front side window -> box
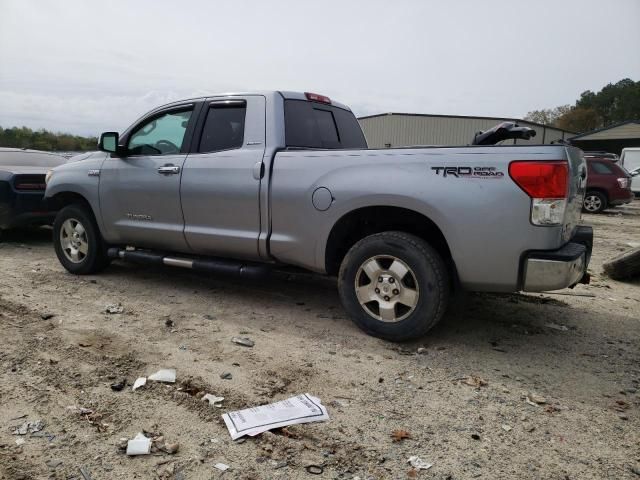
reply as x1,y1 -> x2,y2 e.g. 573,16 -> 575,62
198,104 -> 246,153
128,109 -> 192,155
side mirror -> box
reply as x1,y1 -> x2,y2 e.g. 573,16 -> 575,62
99,132 -> 120,154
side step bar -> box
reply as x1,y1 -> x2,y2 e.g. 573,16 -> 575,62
107,248 -> 271,279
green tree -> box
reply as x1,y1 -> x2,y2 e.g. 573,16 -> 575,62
524,105 -> 572,125
0,126 -> 97,151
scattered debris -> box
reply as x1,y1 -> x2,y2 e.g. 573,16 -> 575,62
40,313 -> 55,320
220,372 -> 233,380
164,317 -> 174,327
545,322 -> 569,331
214,463 -> 230,471
603,246 -> 640,280
79,467 -> 93,480
416,347 -> 427,355
391,429 -> 411,442
162,442 -> 180,454
132,377 -> 147,391
15,438 -> 25,446
222,393 -> 329,440
305,465 -> 324,475
501,424 -> 512,432
105,303 -> 124,314
202,394 -> 225,406
471,433 -> 481,440
463,376 -> 488,388
68,407 -> 108,432
148,369 -> 176,383
126,433 -> 152,456
45,458 -> 63,469
527,393 -> 547,405
408,456 -> 432,470
12,420 -> 44,435
231,336 -> 255,347
110,378 -> 127,391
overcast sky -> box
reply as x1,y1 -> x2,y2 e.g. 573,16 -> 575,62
1,0 -> 639,136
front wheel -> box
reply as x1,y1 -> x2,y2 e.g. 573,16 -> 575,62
338,231 -> 450,342
53,204 -> 110,274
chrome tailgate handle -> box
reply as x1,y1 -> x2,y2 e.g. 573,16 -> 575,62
158,165 -> 180,175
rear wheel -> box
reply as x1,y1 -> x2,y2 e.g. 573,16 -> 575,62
338,231 -> 450,342
583,191 -> 607,213
53,204 -> 110,274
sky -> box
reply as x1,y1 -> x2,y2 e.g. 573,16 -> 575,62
1,0 -> 639,136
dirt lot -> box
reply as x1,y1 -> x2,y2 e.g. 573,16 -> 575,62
1,201 -> 639,480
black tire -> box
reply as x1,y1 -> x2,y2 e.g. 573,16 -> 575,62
583,191 -> 607,214
338,231 -> 450,342
602,247 -> 640,280
53,204 -> 110,275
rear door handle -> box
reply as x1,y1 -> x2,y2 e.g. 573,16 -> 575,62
158,164 -> 180,175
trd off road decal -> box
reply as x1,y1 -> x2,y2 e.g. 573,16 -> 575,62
431,166 -> 504,178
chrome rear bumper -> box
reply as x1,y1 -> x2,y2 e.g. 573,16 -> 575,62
521,226 -> 593,292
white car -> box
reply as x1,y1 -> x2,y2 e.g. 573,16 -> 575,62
620,147 -> 640,195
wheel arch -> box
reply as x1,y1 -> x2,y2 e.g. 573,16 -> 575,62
49,191 -> 93,212
324,205 -> 458,286
585,187 -> 609,202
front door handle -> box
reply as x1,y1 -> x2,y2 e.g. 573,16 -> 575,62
158,164 -> 180,175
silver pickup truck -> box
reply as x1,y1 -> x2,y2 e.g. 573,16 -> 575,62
45,91 -> 593,341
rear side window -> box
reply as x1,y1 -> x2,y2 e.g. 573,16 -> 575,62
284,100 -> 367,149
199,103 -> 246,153
591,161 -> 614,174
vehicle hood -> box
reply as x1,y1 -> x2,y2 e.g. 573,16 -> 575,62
0,165 -> 56,175
52,151 -> 109,173
66,151 -> 104,163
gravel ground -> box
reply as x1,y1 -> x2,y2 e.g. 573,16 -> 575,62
0,200 -> 639,480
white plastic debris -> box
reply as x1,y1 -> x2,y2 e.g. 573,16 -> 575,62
126,433 -> 152,456
12,420 -> 44,435
408,456 -> 432,470
105,304 -> 124,314
231,336 -> 255,347
214,463 -> 230,471
15,438 -> 25,446
148,369 -> 176,383
501,424 -> 512,432
132,377 -> 147,391
545,322 -> 569,331
222,393 -> 329,440
202,394 -> 225,406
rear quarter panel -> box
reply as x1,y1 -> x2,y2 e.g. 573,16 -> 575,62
270,145 -> 571,291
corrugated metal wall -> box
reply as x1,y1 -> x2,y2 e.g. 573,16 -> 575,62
358,114 -> 574,148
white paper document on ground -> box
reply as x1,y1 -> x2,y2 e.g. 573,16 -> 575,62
221,393 -> 329,439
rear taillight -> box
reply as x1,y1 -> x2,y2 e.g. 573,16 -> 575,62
617,177 -> 630,189
509,161 -> 569,226
304,92 -> 331,104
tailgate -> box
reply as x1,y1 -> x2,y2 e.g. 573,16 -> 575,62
563,146 -> 587,242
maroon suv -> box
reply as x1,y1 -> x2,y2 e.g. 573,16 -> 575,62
583,155 -> 634,213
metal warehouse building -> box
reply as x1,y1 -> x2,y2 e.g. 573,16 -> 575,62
567,121 -> 640,155
358,112 -> 575,148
